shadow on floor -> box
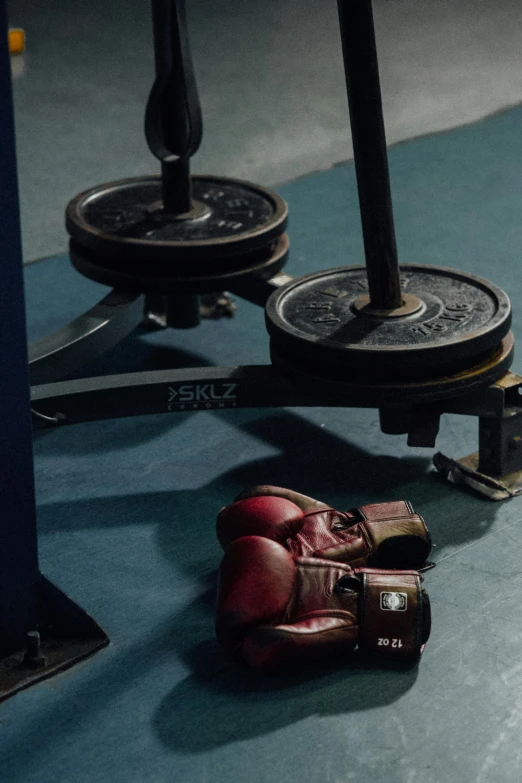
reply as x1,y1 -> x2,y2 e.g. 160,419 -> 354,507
151,579 -> 420,753
36,407 -> 503,558
26,396 -> 502,766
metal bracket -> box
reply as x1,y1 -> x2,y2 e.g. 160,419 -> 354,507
434,372 -> 522,499
0,576 -> 108,703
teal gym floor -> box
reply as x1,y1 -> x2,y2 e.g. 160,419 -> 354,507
9,0 -> 522,263
2,104 -> 522,781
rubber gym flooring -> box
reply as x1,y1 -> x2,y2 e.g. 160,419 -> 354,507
2,104 -> 522,782
10,0 -> 522,263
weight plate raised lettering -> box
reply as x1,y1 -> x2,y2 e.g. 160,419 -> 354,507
266,265 -> 511,378
66,175 -> 287,263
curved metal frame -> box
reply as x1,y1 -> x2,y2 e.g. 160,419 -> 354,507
29,290 -> 144,385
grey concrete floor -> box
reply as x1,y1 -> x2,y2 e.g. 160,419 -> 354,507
8,0 -> 522,262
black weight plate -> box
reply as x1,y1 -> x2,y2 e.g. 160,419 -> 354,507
270,332 -> 514,405
70,234 -> 290,295
66,175 -> 288,263
266,265 -> 511,376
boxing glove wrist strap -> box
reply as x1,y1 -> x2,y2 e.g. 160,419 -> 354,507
353,569 -> 429,659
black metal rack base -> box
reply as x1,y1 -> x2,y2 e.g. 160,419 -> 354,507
29,282 -> 522,503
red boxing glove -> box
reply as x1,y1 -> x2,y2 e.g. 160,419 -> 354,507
217,485 -> 431,570
216,535 -> 431,673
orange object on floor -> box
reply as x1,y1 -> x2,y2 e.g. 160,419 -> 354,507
8,28 -> 25,55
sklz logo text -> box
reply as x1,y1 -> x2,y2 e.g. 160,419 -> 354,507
167,383 -> 238,411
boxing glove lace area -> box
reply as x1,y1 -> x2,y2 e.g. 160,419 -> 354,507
217,486 -> 431,571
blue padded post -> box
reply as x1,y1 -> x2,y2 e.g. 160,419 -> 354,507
0,2 -> 40,653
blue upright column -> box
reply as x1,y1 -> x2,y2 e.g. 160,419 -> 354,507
0,2 -> 40,653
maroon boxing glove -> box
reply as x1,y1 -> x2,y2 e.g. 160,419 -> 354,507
216,535 -> 431,673
217,485 -> 431,570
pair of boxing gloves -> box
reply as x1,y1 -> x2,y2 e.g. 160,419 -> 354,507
215,485 -> 433,674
